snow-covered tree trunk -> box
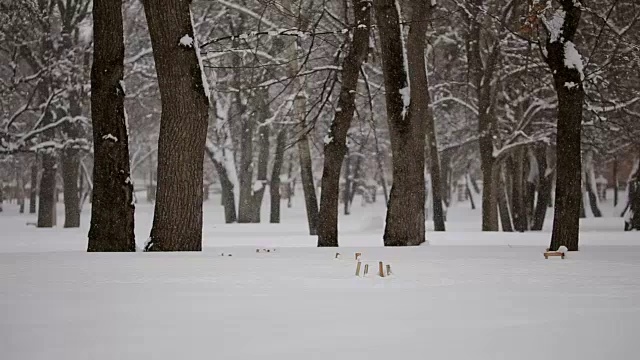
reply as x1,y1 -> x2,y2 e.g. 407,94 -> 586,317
374,0 -> 427,246
143,0 -> 209,251
546,0 -> 584,251
87,0 -> 135,252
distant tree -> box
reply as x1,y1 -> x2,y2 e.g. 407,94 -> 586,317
143,0 -> 209,251
87,0 -> 135,252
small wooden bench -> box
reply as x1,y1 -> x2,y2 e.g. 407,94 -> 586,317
544,251 -> 565,259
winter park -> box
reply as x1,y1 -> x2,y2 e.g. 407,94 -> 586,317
1,0 -> 640,359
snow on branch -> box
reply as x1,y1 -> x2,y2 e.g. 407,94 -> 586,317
256,66 -> 341,88
587,97 -> 640,114
200,27 -> 351,48
432,96 -> 479,116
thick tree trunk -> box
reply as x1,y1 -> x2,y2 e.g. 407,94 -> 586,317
270,130 -> 286,223
61,149 -> 81,228
374,0 -> 427,246
37,153 -> 57,227
480,152 -> 498,230
546,1 -> 583,251
87,0 -> 135,252
143,0 -> 209,251
532,145 -> 552,230
30,160 -> 37,214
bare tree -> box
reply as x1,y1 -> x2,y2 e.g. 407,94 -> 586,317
543,0 -> 584,251
317,0 -> 371,247
143,0 -> 210,251
373,0 -> 426,246
87,0 -> 135,252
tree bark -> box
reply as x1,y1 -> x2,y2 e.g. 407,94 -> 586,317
205,148 -> 237,224
584,152 -> 602,217
374,0 -> 427,246
532,145 -> 552,230
343,152 -> 352,216
624,157 -> 640,231
143,0 -> 209,251
546,1 -> 583,251
280,0 -> 318,235
87,0 -> 135,252
270,130 -> 286,223
249,122 -> 270,223
613,156 -> 619,207
511,149 -> 527,232
467,0 -> 501,231
37,153 -> 57,227
237,101 -> 254,223
497,164 -> 513,232
30,159 -> 37,214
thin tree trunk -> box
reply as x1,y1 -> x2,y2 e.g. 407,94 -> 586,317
532,145 -> 552,230
613,156 -> 619,207
270,130 -> 286,223
497,164 -> 513,232
237,105 -> 254,223
348,153 -> 364,207
286,153 -> 294,208
249,122 -> 270,223
205,147 -> 237,224
87,0 -> 135,252
280,0 -> 318,235
143,0 -> 209,251
343,153 -> 352,216
374,0 -> 427,246
547,1 -> 583,251
30,159 -> 37,214
584,152 -> 602,217
511,149 -> 527,232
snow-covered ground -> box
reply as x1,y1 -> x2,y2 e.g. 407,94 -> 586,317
1,194 -> 639,359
